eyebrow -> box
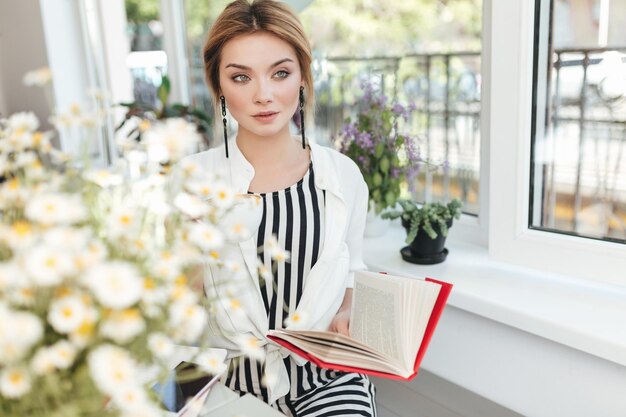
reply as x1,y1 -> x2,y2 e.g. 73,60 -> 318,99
224,58 -> 295,70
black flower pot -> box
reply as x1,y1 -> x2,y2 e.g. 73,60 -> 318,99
400,218 -> 452,264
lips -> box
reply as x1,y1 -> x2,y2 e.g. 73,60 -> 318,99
253,111 -> 279,123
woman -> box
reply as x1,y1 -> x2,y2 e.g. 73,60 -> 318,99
189,1 -> 376,415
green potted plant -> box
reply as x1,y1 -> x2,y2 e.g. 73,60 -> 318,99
335,80 -> 423,236
382,198 -> 463,264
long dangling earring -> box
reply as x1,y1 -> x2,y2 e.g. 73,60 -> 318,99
221,95 -> 229,158
299,86 -> 306,149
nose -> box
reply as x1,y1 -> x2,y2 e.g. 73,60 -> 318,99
253,79 -> 273,104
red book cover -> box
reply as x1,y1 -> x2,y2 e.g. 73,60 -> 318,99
267,275 -> 453,380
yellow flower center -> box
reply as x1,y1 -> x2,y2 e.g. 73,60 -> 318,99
119,215 -> 132,225
7,178 -> 19,190
210,251 -> 220,259
230,299 -> 241,309
185,306 -> 196,317
32,132 -> 43,145
55,287 -> 71,297
70,103 -> 81,115
62,307 -> 74,318
44,257 -> 57,268
9,372 -> 23,384
174,274 -> 187,286
121,308 -> 140,320
138,119 -> 151,132
143,277 -> 155,290
11,221 -> 31,237
77,321 -> 94,337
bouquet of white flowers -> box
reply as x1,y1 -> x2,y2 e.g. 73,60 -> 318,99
0,104 -> 254,416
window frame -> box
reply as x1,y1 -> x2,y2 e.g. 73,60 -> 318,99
483,0 -> 626,287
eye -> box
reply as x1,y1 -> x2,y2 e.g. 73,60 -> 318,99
274,70 -> 290,79
232,74 -> 250,83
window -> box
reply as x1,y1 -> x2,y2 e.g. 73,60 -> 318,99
530,0 -> 626,244
488,0 -> 626,286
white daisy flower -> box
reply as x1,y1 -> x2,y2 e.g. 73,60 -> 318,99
22,67 -> 52,86
74,240 -> 108,271
13,310 -> 44,348
24,244 -> 75,286
284,311 -> 308,329
235,334 -> 265,361
3,220 -> 36,251
264,236 -> 290,263
173,192 -> 210,218
83,262 -> 143,309
31,347 -> 55,375
7,285 -> 36,307
225,220 -> 251,242
143,118 -> 201,163
49,339 -> 78,369
185,177 -> 215,199
0,308 -> 43,365
168,302 -> 207,344
195,349 -> 227,375
43,226 -> 91,251
211,182 -> 235,209
0,262 -> 21,290
100,309 -> 146,344
24,158 -> 46,180
25,192 -> 88,226
106,206 -> 140,239
68,306 -> 99,348
187,222 -> 224,253
0,366 -> 31,398
48,295 -> 88,334
140,277 -> 169,307
147,333 -> 175,360
14,151 -> 37,168
8,111 -> 39,132
0,178 -> 29,207
111,385 -> 151,413
150,251 -> 183,281
179,159 -> 203,179
88,345 -> 138,395
83,169 -> 124,188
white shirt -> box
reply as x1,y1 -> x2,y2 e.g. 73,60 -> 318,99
181,138 -> 369,403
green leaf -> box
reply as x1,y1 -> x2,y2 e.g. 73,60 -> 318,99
157,75 -> 171,107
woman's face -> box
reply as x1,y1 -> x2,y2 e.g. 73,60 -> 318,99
219,31 -> 302,140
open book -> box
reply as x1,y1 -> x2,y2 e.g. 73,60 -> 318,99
267,271 -> 452,380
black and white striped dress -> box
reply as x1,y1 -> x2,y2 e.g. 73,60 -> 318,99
225,160 -> 377,417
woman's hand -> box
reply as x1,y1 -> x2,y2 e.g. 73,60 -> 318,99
328,308 -> 351,336
327,288 -> 353,337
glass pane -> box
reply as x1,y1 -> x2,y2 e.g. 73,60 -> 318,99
125,0 -> 166,106
531,0 -> 626,243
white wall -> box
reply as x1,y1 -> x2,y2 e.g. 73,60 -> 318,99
0,0 -> 50,124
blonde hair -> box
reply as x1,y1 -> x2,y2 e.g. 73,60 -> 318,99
203,0 -> 315,135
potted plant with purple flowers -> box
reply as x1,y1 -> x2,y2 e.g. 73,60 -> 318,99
335,81 -> 423,236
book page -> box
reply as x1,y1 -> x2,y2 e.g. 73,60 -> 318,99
350,274 -> 403,362
268,330 -> 409,377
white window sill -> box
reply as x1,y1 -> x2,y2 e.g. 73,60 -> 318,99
363,222 -> 626,367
